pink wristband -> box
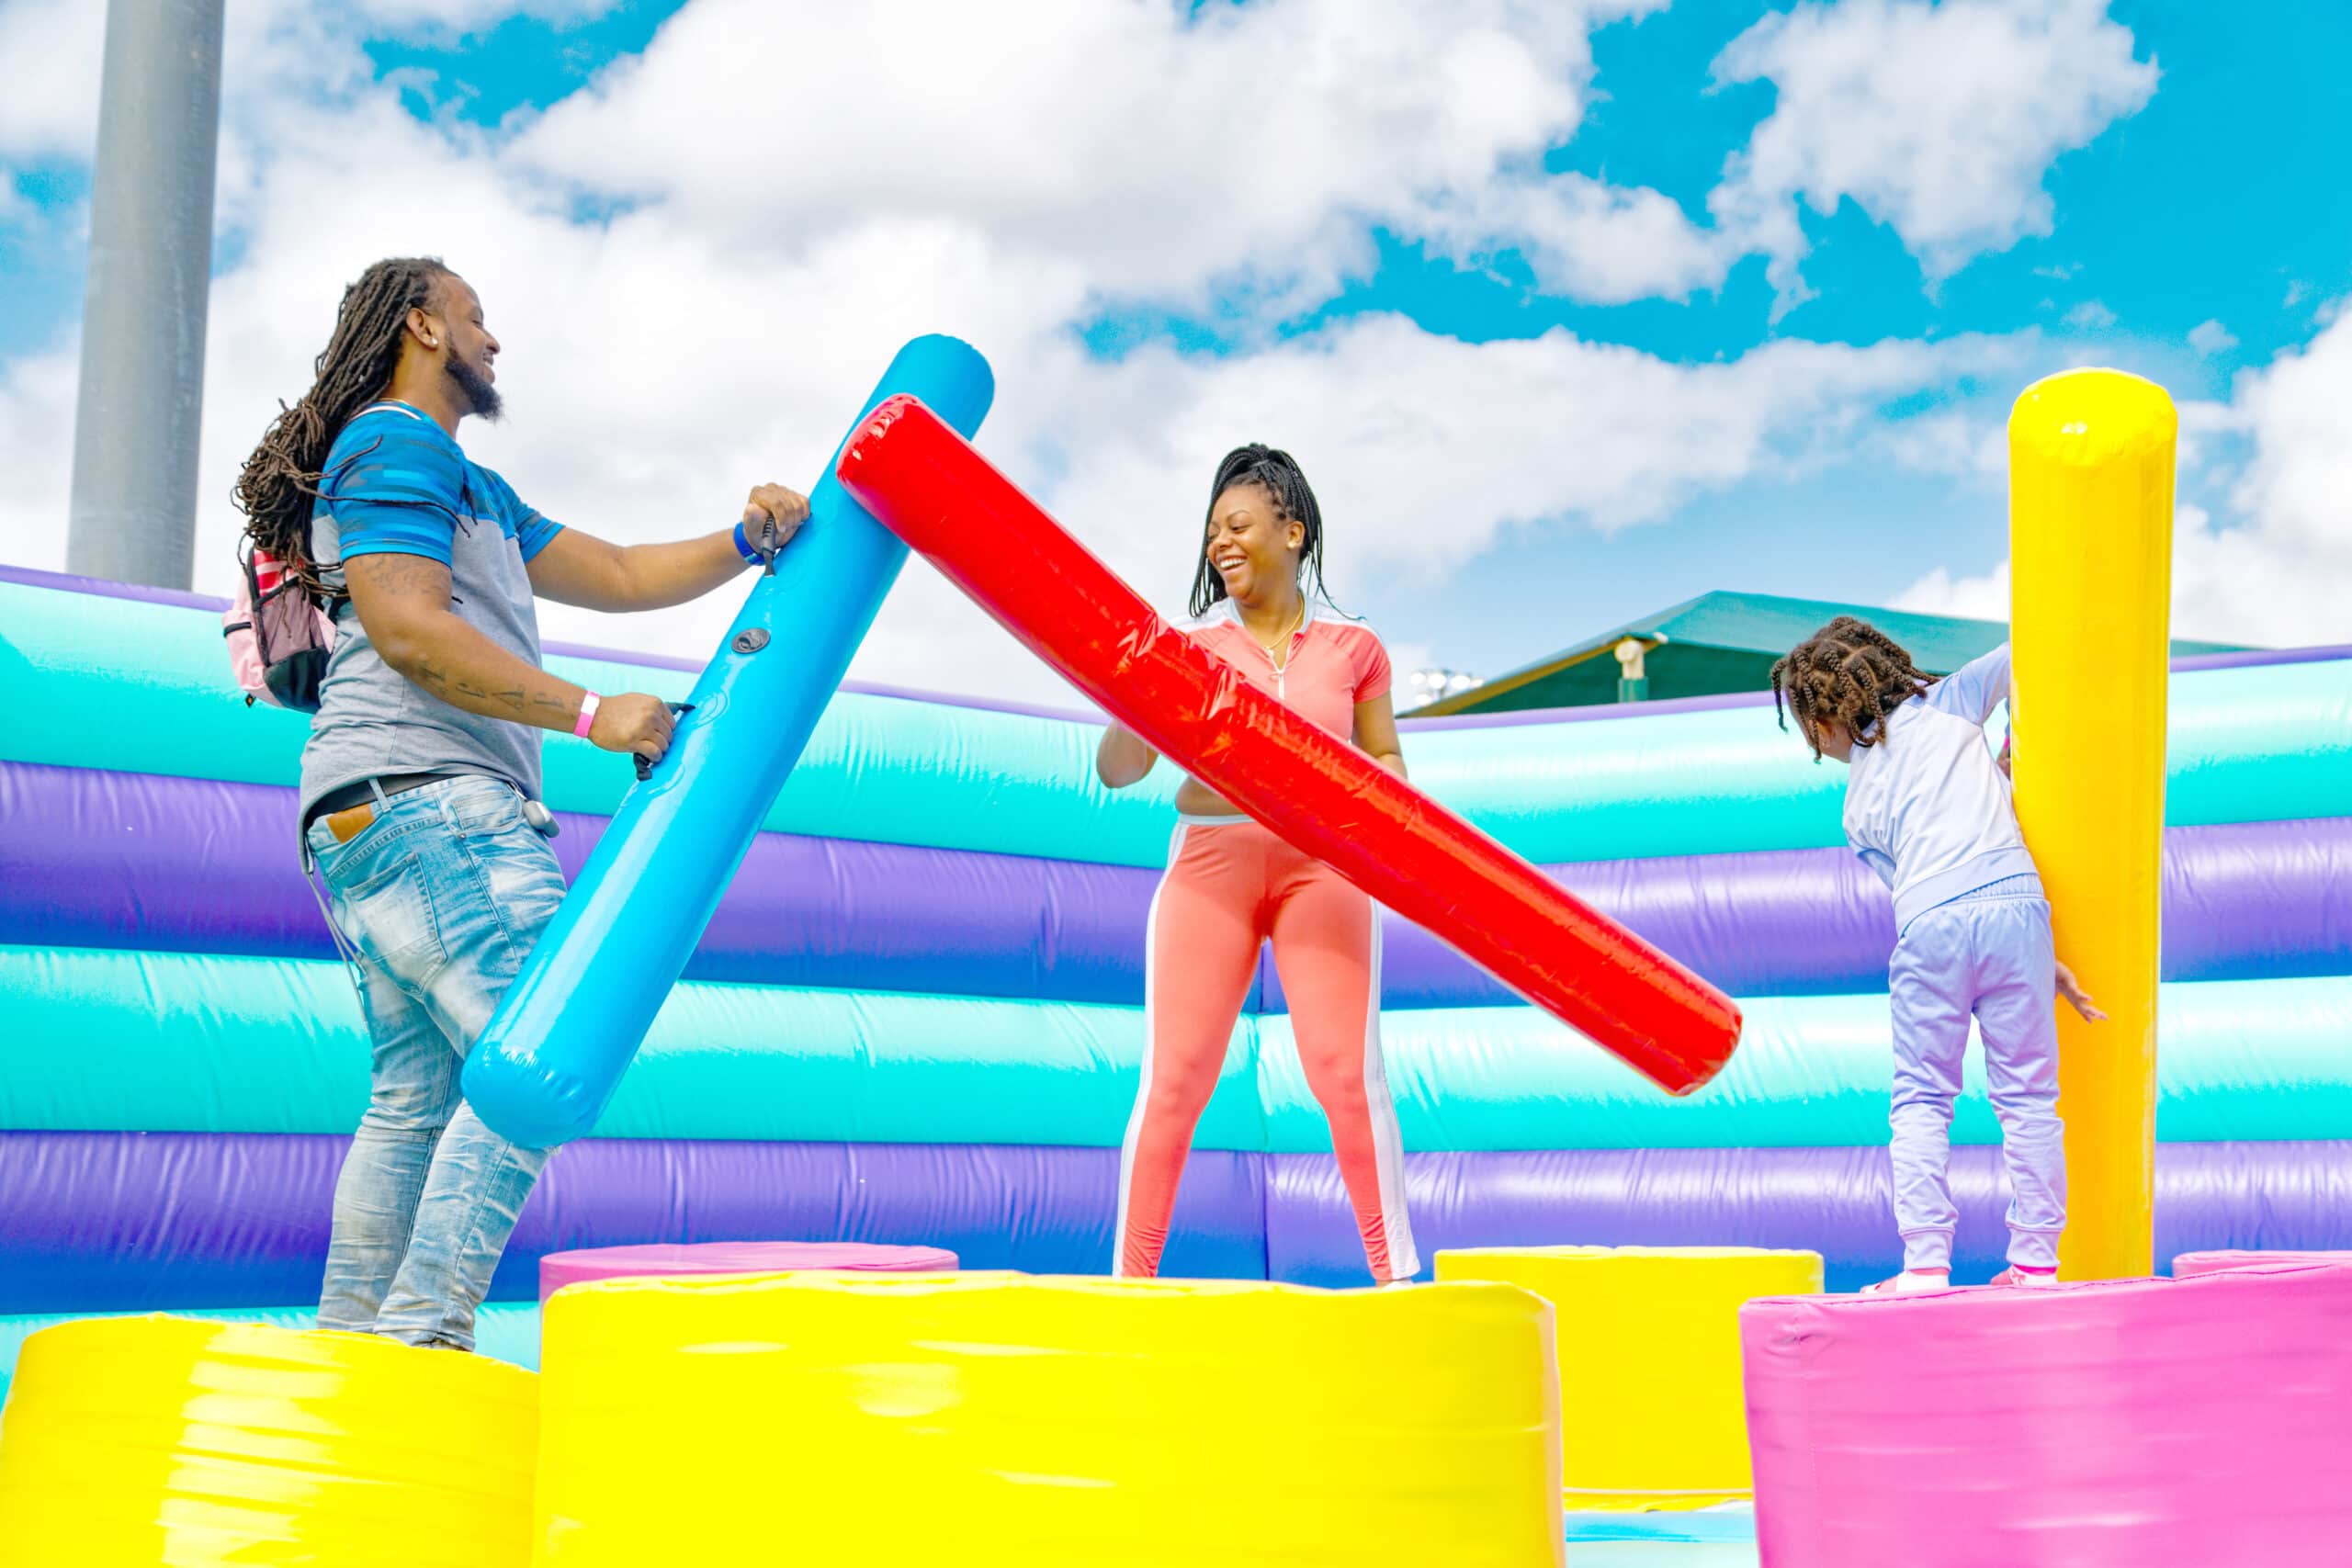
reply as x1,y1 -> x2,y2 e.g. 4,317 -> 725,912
573,692 -> 600,739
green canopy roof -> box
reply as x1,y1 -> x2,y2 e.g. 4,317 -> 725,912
1406,591 -> 2252,716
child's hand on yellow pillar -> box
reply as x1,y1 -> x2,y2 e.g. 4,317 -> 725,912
2056,962 -> 2108,1022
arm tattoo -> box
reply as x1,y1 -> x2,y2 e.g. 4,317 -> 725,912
451,679 -> 524,715
371,554 -> 456,603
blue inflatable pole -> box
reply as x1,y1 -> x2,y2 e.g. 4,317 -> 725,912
463,335 -> 995,1146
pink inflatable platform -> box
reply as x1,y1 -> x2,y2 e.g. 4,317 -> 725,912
1742,1263 -> 2352,1567
2172,1248 -> 2352,1279
537,1240 -> 959,1304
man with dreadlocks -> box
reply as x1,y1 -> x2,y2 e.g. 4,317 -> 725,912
234,256 -> 810,1350
1094,444 -> 1419,1285
1770,615 -> 2104,1294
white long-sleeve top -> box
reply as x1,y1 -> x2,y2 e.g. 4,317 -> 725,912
1842,644 -> 2041,933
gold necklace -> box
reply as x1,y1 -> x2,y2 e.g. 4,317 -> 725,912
1252,597 -> 1307,671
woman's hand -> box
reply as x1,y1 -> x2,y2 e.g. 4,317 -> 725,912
2055,962 -> 2107,1022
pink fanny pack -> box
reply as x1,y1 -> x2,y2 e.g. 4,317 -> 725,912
223,547 -> 339,712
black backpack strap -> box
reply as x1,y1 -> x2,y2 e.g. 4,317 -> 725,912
237,541 -> 277,665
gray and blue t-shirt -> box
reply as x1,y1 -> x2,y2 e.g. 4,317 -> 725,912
298,401 -> 565,821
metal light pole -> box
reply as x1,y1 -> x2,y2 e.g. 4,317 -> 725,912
65,0 -> 225,589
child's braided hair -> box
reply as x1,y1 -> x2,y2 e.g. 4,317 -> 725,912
1769,615 -> 1935,758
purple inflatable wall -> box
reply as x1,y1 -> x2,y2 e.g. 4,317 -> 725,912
8,1129 -> 2349,1301
8,759 -> 2347,1010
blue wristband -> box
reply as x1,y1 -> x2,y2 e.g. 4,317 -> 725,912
732,520 -> 763,565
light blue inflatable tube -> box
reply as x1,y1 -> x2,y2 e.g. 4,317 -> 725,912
5,578 -> 2350,866
462,338 -> 996,1147
0,1303 -> 542,1407
5,946 -> 2343,1149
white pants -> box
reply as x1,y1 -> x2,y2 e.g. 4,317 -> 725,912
1886,875 -> 2067,1272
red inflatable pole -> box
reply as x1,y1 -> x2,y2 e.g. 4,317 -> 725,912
837,397 -> 1742,1094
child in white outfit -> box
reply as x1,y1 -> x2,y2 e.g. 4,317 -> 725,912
1770,617 -> 2104,1293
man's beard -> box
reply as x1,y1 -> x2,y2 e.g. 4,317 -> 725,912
446,353 -> 503,421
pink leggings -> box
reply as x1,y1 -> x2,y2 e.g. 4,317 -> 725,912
1115,818 -> 1419,1283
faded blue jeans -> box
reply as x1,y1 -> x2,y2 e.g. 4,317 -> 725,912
305,774 -> 565,1349
1887,874 -> 2068,1274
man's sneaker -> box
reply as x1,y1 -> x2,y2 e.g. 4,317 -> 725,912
1860,1269 -> 1950,1296
1990,1266 -> 2058,1288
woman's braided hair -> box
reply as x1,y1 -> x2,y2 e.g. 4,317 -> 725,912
1769,615 -> 1934,758
1189,443 -> 1329,617
232,256 -> 451,594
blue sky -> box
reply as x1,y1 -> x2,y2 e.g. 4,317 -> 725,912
1,0 -> 2346,701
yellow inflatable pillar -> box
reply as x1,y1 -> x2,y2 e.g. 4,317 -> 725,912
535,1271 -> 1565,1566
2008,369 -> 2177,1280
0,1316 -> 537,1567
1434,1246 -> 1822,1509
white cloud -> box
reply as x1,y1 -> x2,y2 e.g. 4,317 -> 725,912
349,0 -> 621,28
1869,410 -> 2009,479
0,66 -> 2027,704
2227,306 -> 2352,565
1710,0 -> 2157,307
1898,305 -> 2352,649
2188,319 -> 2239,355
0,0 -> 556,167
1410,173 -> 1732,304
0,0 -> 2120,703
0,0 -> 625,178
1894,558 -> 2009,622
851,321 -> 2023,700
1038,319 -> 2025,597
509,0 -> 1694,313
2064,300 -> 2118,331
0,347 -> 74,548
0,0 -> 105,162
2171,394 -> 2245,475
4,0 -> 2165,347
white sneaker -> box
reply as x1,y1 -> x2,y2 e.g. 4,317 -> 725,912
1990,1266 -> 2058,1288
1860,1269 -> 1950,1295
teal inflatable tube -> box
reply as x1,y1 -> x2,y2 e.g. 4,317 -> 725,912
5,580 -> 2348,867
0,579 -> 1182,864
3,947 -> 2343,1149
0,1303 -> 542,1407
1407,654 -> 2352,862
1263,980 -> 2352,1147
0,946 -> 1261,1146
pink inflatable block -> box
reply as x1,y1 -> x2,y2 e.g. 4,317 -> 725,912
2173,1248 -> 2352,1280
1742,1265 -> 2352,1567
537,1240 -> 958,1304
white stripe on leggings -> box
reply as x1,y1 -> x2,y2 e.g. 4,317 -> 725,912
1114,824 -> 1185,1275
1359,913 -> 1419,1280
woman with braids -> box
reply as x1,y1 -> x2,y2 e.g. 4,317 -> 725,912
237,256 -> 810,1349
1095,445 -> 1419,1284
1770,616 -> 2105,1294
